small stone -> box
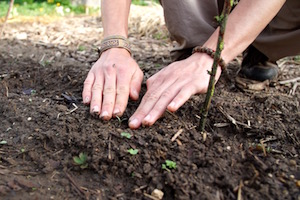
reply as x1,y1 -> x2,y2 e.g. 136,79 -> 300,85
55,51 -> 62,58
289,160 -> 297,166
27,117 -> 32,121
268,173 -> 273,178
151,189 -> 164,200
226,146 -> 231,151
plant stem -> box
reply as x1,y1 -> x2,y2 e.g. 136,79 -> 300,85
199,0 -> 233,132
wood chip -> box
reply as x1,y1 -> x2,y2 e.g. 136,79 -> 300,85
171,129 -> 183,142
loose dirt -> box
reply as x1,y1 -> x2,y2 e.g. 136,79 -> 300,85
0,10 -> 299,200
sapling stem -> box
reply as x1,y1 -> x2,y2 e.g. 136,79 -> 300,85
199,0 -> 233,132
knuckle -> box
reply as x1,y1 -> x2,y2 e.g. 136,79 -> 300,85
161,90 -> 172,98
117,85 -> 129,95
84,78 -> 93,86
144,92 -> 159,102
103,87 -> 115,95
146,77 -> 154,87
92,83 -> 103,91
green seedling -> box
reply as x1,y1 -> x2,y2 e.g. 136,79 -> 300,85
116,116 -> 127,123
73,152 -> 88,169
162,160 -> 176,172
121,132 -> 132,139
20,148 -> 25,153
128,148 -> 139,155
78,45 -> 86,51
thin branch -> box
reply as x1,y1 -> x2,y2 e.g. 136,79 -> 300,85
199,0 -> 233,131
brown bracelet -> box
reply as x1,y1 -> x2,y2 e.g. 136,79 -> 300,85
99,35 -> 131,56
192,46 -> 226,71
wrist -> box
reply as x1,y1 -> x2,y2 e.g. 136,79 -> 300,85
99,35 -> 131,56
192,46 -> 227,71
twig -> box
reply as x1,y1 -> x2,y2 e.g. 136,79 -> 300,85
171,129 -> 183,142
65,171 -> 89,200
278,77 -> 300,84
290,82 -> 299,96
108,135 -> 112,160
0,0 -> 14,39
0,74 -> 9,78
65,103 -> 78,114
4,81 -> 9,97
199,0 -> 233,131
247,151 -> 268,171
217,106 -> 251,129
259,140 -> 267,157
237,180 -> 243,200
132,185 -> 147,193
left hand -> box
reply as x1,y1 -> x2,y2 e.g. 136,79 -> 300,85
128,52 -> 222,129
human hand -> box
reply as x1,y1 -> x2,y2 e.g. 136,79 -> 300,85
82,48 -> 143,120
128,53 -> 222,129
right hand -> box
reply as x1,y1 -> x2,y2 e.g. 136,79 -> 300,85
82,48 -> 144,120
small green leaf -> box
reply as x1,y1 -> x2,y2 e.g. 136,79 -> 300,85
80,163 -> 88,169
0,141 -> 7,145
165,160 -> 177,169
162,164 -> 170,172
73,156 -> 84,165
79,152 -> 87,162
128,148 -> 139,155
121,132 -> 132,139
21,148 -> 25,153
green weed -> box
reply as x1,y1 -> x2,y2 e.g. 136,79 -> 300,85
73,152 -> 88,169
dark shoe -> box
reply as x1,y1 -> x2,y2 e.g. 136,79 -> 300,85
239,61 -> 279,81
239,45 -> 279,81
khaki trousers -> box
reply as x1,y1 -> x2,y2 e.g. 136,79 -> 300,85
160,0 -> 300,62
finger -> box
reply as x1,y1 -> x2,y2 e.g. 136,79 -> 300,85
129,68 -> 144,100
113,72 -> 130,117
128,76 -> 173,129
82,71 -> 95,104
142,84 -> 181,126
167,82 -> 200,112
90,73 -> 104,116
101,65 -> 117,120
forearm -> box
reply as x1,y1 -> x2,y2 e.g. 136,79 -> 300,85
101,0 -> 131,37
204,0 -> 286,63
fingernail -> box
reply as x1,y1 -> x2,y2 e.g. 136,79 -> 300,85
129,118 -> 138,127
144,114 -> 151,122
132,90 -> 139,98
84,96 -> 90,104
100,111 -> 109,118
113,108 -> 120,116
92,105 -> 100,113
168,101 -> 176,109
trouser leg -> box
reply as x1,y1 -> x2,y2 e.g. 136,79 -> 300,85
161,0 -> 300,62
253,0 -> 300,61
160,0 -> 220,61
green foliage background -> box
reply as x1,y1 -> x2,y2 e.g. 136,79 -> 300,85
0,0 -> 160,17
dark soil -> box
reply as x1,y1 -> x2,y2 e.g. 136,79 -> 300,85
0,16 -> 299,200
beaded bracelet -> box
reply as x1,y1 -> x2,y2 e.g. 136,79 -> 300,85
192,46 -> 226,71
99,35 -> 132,56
